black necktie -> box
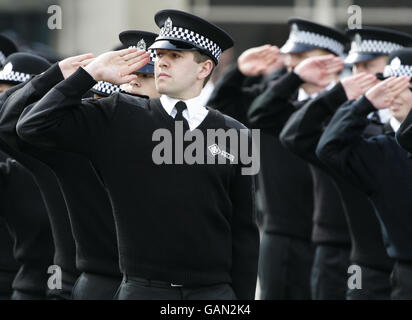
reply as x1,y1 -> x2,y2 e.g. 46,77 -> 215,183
174,101 -> 189,131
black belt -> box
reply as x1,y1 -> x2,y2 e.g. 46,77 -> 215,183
124,275 -> 184,288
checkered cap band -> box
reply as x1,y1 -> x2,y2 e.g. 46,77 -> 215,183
0,69 -> 30,83
0,51 -> 5,66
349,39 -> 404,56
383,64 -> 412,78
285,29 -> 345,56
128,46 -> 157,62
156,26 -> 222,61
92,81 -> 121,95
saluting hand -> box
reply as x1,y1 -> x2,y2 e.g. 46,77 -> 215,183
84,48 -> 151,84
237,44 -> 281,77
365,76 -> 410,109
341,72 -> 378,100
294,54 -> 344,88
59,53 -> 95,79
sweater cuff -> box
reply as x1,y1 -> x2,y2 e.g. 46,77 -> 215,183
323,82 -> 348,113
353,95 -> 377,117
54,67 -> 97,97
231,65 -> 247,83
31,63 -> 64,94
275,71 -> 304,97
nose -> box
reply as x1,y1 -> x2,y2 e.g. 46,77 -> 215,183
157,54 -> 169,69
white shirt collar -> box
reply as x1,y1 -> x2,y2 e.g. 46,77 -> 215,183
160,94 -> 209,131
390,117 -> 401,133
297,81 -> 336,102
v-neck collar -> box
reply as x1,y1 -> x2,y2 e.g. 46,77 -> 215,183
150,98 -> 220,132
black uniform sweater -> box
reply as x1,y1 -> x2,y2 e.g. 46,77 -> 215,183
280,83 -> 392,270
0,64 -> 120,277
16,67 -> 260,300
0,152 -> 54,295
317,96 -> 412,261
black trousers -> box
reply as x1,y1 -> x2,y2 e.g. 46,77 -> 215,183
47,270 -> 78,300
71,272 -> 122,300
11,290 -> 45,300
311,244 -> 351,300
116,275 -> 237,300
391,261 -> 412,300
258,232 -> 314,300
346,264 -> 391,300
0,271 -> 16,300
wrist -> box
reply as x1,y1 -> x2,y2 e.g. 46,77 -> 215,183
84,63 -> 102,82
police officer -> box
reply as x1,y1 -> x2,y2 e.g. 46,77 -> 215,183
0,52 -> 81,299
317,48 -> 412,299
248,18 -> 351,300
0,151 -> 54,299
16,9 -> 259,300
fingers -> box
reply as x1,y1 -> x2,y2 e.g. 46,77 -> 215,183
120,74 -> 138,84
388,76 -> 410,96
314,54 -> 336,64
65,53 -> 94,64
72,58 -> 95,68
118,47 -> 140,57
126,53 -> 150,67
359,76 -> 378,92
122,49 -> 149,62
124,56 -> 151,75
327,63 -> 344,75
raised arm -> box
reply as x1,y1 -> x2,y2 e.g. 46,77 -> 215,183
316,76 -> 410,195
248,55 -> 342,134
208,45 -> 279,124
16,48 -> 150,156
280,72 -> 376,166
0,53 -> 94,151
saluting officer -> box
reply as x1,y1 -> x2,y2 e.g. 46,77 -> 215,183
16,9 -> 259,300
0,53 -> 81,300
248,18 -> 350,300
317,48 -> 412,299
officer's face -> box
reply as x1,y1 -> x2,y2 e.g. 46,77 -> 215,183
390,84 -> 412,122
120,73 -> 160,98
0,83 -> 13,94
154,49 -> 206,99
353,56 -> 388,76
284,49 -> 330,71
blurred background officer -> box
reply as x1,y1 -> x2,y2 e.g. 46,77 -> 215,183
0,52 -> 80,300
0,151 -> 54,300
0,35 -> 18,68
248,18 -> 351,300
317,49 -> 412,299
345,26 -> 412,124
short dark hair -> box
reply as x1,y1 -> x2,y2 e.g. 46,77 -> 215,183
192,51 -> 215,87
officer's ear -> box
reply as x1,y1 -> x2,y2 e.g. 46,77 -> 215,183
192,51 -> 215,87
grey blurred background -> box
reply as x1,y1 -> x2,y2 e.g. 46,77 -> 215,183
1,0 -> 412,61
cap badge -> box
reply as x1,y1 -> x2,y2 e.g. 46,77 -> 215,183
391,57 -> 401,70
351,34 -> 362,52
161,17 -> 173,36
137,39 -> 146,51
290,23 -> 299,40
2,62 -> 13,75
